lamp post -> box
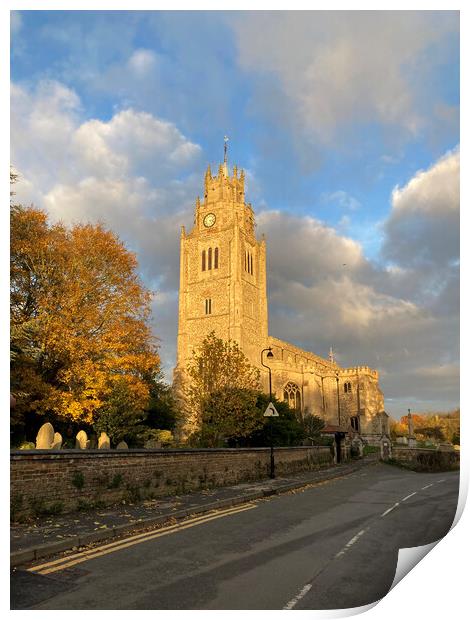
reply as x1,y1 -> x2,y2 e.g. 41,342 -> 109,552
261,347 -> 275,478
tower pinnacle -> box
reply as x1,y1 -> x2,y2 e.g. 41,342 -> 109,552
329,347 -> 336,364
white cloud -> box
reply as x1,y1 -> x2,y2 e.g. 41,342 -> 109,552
391,148 -> 459,216
383,148 -> 459,267
10,11 -> 23,35
11,80 -> 203,363
322,190 -> 361,211
231,11 -> 458,146
127,49 -> 158,76
70,109 -> 201,182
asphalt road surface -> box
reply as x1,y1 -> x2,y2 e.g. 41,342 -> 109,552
11,463 -> 459,610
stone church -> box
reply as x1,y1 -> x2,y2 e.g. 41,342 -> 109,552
174,152 -> 389,446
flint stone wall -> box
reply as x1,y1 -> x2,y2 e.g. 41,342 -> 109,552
10,446 -> 333,521
390,447 -> 460,472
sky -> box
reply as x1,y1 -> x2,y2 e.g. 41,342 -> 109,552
10,10 -> 460,418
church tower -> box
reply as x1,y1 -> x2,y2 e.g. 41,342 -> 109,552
175,146 -> 269,390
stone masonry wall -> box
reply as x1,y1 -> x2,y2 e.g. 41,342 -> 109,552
10,446 -> 333,521
390,447 -> 460,472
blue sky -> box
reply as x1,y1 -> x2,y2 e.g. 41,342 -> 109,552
10,10 -> 460,417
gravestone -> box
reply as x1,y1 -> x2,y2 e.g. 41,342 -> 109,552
98,432 -> 110,449
144,439 -> 161,449
75,430 -> 88,450
116,441 -> 128,450
36,423 -> 55,449
52,432 -> 63,450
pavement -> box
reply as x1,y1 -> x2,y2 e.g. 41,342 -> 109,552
11,456 -> 379,566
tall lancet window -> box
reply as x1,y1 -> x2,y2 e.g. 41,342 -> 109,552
283,382 -> 301,413
208,247 -> 212,270
202,250 -> 206,271
214,247 -> 219,269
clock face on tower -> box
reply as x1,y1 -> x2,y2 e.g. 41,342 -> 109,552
203,213 -> 216,228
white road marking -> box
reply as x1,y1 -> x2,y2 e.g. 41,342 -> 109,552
285,527 -> 370,608
381,502 -> 399,517
283,584 -> 313,610
284,478 -> 447,610
437,479 -> 446,483
335,528 -> 368,558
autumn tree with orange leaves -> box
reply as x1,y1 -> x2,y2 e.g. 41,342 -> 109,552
11,200 -> 159,440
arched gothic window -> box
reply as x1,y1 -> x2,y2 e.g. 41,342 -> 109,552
283,382 -> 301,412
202,250 -> 206,271
344,382 -> 352,393
214,247 -> 219,269
208,247 -> 212,270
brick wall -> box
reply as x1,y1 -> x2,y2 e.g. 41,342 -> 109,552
10,446 -> 333,521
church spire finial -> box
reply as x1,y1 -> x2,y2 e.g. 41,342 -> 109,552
329,346 -> 335,364
224,135 -> 229,164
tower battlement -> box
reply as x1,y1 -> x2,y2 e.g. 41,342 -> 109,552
203,164 -> 245,206
340,366 -> 379,378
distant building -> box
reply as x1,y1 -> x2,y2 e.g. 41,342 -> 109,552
174,152 -> 389,445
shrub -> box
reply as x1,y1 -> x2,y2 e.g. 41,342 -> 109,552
363,445 -> 380,455
18,441 -> 35,450
71,470 -> 85,490
108,473 -> 123,489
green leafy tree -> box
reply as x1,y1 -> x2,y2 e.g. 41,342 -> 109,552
302,414 -> 325,443
201,387 -> 262,447
245,394 -> 305,447
143,371 -> 179,431
416,425 -> 445,443
184,331 -> 261,439
93,378 -> 148,446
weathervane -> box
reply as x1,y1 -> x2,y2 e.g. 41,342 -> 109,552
224,135 -> 229,163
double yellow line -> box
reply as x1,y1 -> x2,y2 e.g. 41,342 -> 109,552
29,503 -> 257,576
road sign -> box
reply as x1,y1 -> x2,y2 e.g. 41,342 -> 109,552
263,402 -> 279,417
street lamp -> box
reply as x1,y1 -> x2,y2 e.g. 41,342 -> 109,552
261,347 -> 275,478
261,347 -> 274,399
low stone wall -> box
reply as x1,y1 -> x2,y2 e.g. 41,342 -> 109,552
390,447 -> 460,472
10,446 -> 333,521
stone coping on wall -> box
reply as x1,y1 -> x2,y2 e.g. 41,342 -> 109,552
392,446 -> 452,452
10,445 -> 329,459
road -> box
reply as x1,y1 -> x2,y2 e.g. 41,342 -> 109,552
11,463 -> 459,610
